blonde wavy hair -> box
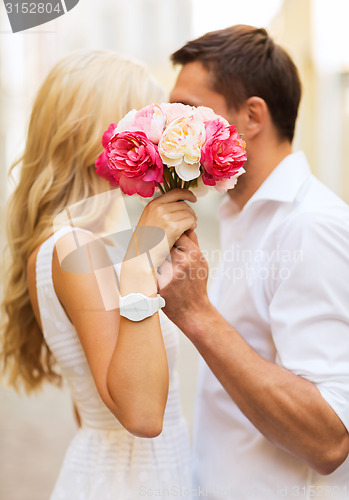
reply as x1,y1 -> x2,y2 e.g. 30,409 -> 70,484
0,49 -> 165,394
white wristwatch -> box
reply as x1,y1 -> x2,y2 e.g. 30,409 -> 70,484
119,292 -> 166,322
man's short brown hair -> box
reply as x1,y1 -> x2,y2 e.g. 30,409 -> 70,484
171,25 -> 301,142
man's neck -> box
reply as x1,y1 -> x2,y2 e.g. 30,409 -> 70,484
228,140 -> 293,210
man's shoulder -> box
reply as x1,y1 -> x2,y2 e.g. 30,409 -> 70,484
284,175 -> 348,230
296,174 -> 348,214
271,176 -> 349,250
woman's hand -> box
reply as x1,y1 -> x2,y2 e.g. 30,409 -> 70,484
134,188 -> 198,269
138,188 -> 197,248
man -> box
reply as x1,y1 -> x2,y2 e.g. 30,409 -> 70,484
160,25 -> 349,499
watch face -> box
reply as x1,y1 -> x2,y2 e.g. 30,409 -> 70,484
122,293 -> 151,321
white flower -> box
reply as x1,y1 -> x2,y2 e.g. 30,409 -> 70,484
158,113 -> 206,181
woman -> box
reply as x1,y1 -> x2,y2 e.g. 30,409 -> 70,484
1,50 -> 196,499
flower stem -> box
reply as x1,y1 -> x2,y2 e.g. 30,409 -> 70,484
162,176 -> 171,192
163,169 -> 174,191
158,184 -> 166,194
168,170 -> 176,189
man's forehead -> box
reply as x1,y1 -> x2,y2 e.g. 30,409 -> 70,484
172,61 -> 211,86
170,62 -> 216,105
169,62 -> 230,120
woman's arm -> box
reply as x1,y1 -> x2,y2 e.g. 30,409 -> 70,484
53,189 -> 197,438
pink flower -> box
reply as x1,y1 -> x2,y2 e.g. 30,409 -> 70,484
95,150 -> 119,186
160,102 -> 194,124
196,106 -> 229,127
102,123 -> 118,147
201,119 -> 247,186
116,104 -> 166,144
214,168 -> 246,193
95,123 -> 119,186
105,130 -> 163,197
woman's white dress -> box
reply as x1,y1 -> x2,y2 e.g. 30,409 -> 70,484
35,226 -> 192,499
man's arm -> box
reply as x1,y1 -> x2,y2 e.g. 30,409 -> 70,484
159,231 -> 349,475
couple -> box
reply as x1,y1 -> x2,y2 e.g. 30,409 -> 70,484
2,25 -> 349,500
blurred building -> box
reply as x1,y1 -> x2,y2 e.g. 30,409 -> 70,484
271,0 -> 349,202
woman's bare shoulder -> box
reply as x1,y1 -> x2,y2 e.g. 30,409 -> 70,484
27,245 -> 44,330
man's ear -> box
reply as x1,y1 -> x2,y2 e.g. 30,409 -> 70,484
243,96 -> 268,140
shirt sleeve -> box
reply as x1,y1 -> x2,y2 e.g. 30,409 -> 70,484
269,211 -> 349,430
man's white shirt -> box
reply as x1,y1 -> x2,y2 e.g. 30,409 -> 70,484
193,151 -> 349,499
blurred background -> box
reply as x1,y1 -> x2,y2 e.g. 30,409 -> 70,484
0,0 -> 349,498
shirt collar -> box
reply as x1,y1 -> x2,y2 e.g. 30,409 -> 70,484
218,151 -> 312,220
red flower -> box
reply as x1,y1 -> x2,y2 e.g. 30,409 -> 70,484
201,119 -> 247,186
102,123 -> 118,147
100,130 -> 163,197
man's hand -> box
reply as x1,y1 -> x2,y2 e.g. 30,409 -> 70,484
157,230 -> 212,330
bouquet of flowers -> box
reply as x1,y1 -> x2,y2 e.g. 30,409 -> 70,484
95,103 -> 247,197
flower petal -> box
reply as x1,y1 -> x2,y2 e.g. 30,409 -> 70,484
214,167 -> 246,193
102,123 -> 118,148
116,109 -> 137,133
175,160 -> 201,181
190,176 -> 210,197
95,151 -> 119,186
160,154 -> 183,166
